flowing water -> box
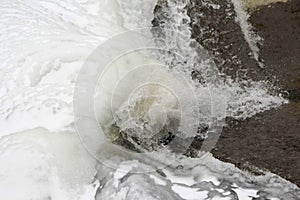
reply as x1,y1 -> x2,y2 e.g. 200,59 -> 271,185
0,0 -> 299,199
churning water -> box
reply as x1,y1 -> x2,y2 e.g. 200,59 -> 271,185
0,0 -> 298,199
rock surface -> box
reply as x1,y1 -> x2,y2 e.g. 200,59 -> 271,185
154,0 -> 300,186
209,0 -> 300,186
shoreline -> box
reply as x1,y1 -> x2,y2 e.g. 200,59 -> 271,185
179,0 -> 300,186
213,0 -> 300,186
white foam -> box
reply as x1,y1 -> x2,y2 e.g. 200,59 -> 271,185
0,128 -> 97,200
0,0 -> 156,199
94,152 -> 300,199
231,0 -> 264,68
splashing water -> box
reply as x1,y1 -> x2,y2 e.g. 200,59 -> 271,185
0,0 -> 297,199
231,0 -> 265,68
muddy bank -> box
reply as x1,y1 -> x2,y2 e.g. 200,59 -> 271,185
210,1 -> 300,186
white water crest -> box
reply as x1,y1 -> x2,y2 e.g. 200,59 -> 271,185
231,0 -> 265,68
0,0 -> 297,200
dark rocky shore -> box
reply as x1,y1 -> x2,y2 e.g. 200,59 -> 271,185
213,0 -> 300,186
153,0 -> 300,186
214,0 -> 300,186
186,0 -> 300,186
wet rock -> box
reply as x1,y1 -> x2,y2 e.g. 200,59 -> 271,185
152,0 -> 300,186
154,0 -> 300,186
291,0 -> 300,13
187,0 -> 265,81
